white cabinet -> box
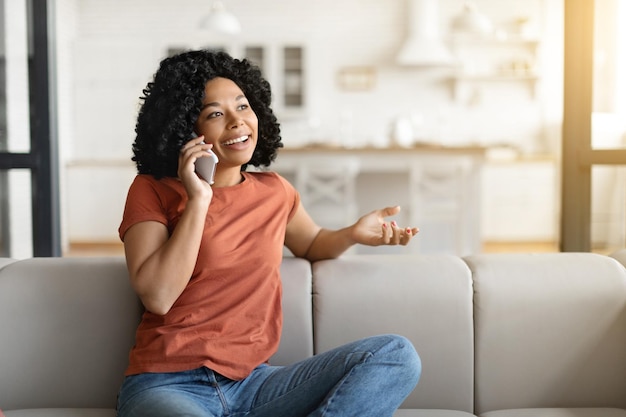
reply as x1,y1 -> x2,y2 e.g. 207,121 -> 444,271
239,44 -> 306,117
481,158 -> 558,242
166,43 -> 307,118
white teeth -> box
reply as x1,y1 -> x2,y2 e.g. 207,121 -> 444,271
223,136 -> 249,146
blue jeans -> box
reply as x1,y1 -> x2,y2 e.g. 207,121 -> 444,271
116,334 -> 421,417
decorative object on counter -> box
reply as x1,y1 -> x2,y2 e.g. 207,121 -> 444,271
484,144 -> 521,161
390,116 -> 415,148
396,0 -> 455,67
199,1 -> 241,35
450,0 -> 493,36
411,112 -> 426,143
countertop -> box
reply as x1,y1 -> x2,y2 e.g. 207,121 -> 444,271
278,144 -> 557,163
278,143 -> 488,155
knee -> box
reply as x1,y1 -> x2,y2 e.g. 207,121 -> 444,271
380,334 -> 422,385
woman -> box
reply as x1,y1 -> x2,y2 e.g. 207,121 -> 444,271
116,49 -> 421,417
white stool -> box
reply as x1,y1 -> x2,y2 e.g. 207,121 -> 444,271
409,158 -> 481,255
295,156 -> 360,232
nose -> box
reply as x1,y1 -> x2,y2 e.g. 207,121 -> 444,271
228,115 -> 244,129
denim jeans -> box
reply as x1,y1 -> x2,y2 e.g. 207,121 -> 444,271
116,334 -> 421,417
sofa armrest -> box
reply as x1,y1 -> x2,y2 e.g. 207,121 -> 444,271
610,249 -> 626,268
466,253 -> 626,414
0,257 -> 142,410
0,257 -> 16,269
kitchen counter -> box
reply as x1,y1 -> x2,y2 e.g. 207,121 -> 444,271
63,145 -> 489,255
278,143 -> 487,153
273,144 -> 486,173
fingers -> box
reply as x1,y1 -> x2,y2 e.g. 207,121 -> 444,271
181,135 -> 210,155
180,136 -> 214,166
381,221 -> 418,246
177,136 -> 215,183
381,222 -> 393,243
380,205 -> 401,218
379,206 -> 415,245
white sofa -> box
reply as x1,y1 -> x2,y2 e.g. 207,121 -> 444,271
1,251 -> 626,417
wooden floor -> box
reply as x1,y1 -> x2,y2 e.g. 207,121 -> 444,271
64,241 -> 563,257
481,241 -> 559,253
65,242 -> 125,257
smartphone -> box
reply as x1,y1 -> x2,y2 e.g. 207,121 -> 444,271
191,133 -> 219,184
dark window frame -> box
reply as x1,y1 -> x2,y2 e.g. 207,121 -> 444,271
0,0 -> 60,257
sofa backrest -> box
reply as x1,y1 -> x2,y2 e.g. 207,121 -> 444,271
0,258 -> 16,269
611,248 -> 626,268
311,254 -> 475,412
0,256 -> 314,411
271,256 -> 314,365
466,253 -> 626,414
0,257 -> 142,410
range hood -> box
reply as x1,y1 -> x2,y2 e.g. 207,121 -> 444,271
397,0 -> 455,67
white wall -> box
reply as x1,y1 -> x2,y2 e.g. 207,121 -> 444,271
56,0 -> 564,246
4,0 -> 33,258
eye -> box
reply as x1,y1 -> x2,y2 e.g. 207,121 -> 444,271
207,111 -> 223,119
237,103 -> 249,111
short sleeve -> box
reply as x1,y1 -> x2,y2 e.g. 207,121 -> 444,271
275,173 -> 300,222
118,175 -> 169,241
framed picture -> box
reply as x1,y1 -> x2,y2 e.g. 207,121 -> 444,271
337,67 -> 376,91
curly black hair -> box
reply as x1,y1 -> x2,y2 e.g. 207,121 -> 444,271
132,49 -> 282,178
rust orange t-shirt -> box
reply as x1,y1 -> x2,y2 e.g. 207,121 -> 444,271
118,171 -> 300,380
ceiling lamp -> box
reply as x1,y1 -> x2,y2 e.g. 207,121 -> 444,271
451,1 -> 493,35
199,1 -> 241,35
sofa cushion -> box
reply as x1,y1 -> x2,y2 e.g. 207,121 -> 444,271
479,408 -> 626,417
3,409 -> 115,417
270,256 -> 314,365
312,254 -> 474,412
466,253 -> 626,415
0,257 -> 142,410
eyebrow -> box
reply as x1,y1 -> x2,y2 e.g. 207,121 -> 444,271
200,94 -> 246,111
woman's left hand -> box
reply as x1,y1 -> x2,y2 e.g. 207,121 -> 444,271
351,206 -> 419,247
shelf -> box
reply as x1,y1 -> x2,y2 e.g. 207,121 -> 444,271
447,33 -> 541,102
449,73 -> 540,101
448,34 -> 540,48
451,73 -> 539,82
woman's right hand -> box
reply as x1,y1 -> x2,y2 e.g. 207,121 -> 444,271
124,136 -> 215,315
177,135 -> 214,202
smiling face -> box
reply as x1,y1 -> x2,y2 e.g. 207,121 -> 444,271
194,77 -> 258,172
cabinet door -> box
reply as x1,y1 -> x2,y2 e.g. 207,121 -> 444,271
241,44 -> 306,116
283,46 -> 304,108
481,161 -> 558,241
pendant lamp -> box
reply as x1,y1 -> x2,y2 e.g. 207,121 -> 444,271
199,1 -> 241,35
